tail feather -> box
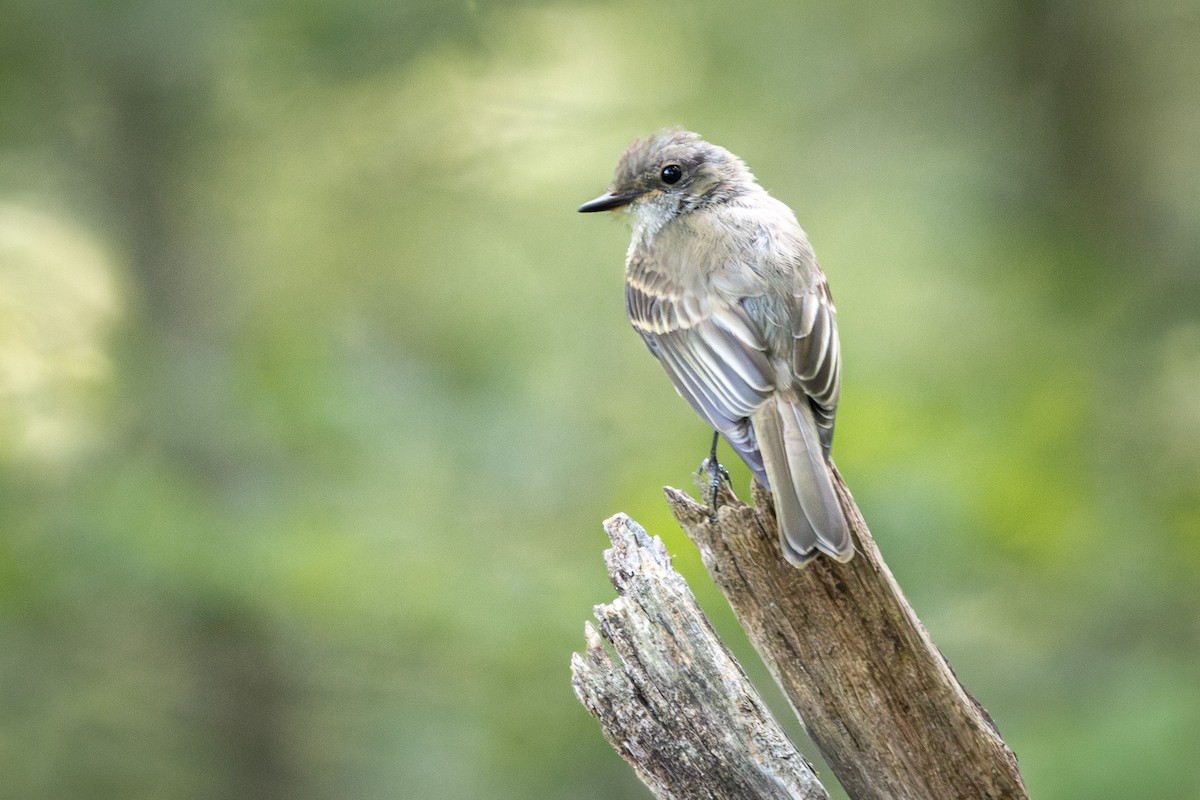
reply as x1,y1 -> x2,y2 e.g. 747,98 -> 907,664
752,395 -> 853,565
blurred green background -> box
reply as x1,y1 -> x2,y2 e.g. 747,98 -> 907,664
2,1 -> 1198,798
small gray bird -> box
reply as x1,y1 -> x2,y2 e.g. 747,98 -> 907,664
579,130 -> 852,565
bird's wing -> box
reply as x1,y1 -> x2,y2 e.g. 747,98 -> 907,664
790,280 -> 841,455
625,257 -> 774,480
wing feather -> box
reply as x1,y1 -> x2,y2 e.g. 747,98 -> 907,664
704,318 -> 774,393
654,333 -> 738,427
791,283 -> 841,452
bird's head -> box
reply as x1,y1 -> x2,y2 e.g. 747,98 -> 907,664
578,130 -> 755,225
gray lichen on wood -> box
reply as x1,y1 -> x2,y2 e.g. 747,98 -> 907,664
570,513 -> 831,800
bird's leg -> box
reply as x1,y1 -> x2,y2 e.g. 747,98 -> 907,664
698,430 -> 732,520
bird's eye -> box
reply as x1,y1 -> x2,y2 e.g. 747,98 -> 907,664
660,164 -> 682,185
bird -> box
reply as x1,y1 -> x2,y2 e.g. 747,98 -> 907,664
578,130 -> 853,566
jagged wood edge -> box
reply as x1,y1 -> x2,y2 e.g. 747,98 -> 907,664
570,513 -> 831,800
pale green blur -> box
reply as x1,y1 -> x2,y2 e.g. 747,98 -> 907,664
1,1 -> 1198,798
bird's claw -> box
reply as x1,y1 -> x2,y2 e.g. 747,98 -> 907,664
699,456 -> 732,522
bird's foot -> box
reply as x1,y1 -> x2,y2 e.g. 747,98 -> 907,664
699,457 -> 733,520
699,431 -> 732,522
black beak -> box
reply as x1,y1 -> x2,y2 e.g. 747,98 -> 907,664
578,191 -> 638,213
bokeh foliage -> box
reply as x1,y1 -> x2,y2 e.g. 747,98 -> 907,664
1,1 -> 1198,798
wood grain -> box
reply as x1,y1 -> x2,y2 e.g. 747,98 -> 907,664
663,470 -> 1028,800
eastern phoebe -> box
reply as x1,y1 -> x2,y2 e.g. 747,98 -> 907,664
579,130 -> 852,566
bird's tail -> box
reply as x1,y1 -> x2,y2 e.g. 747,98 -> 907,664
752,394 -> 853,565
